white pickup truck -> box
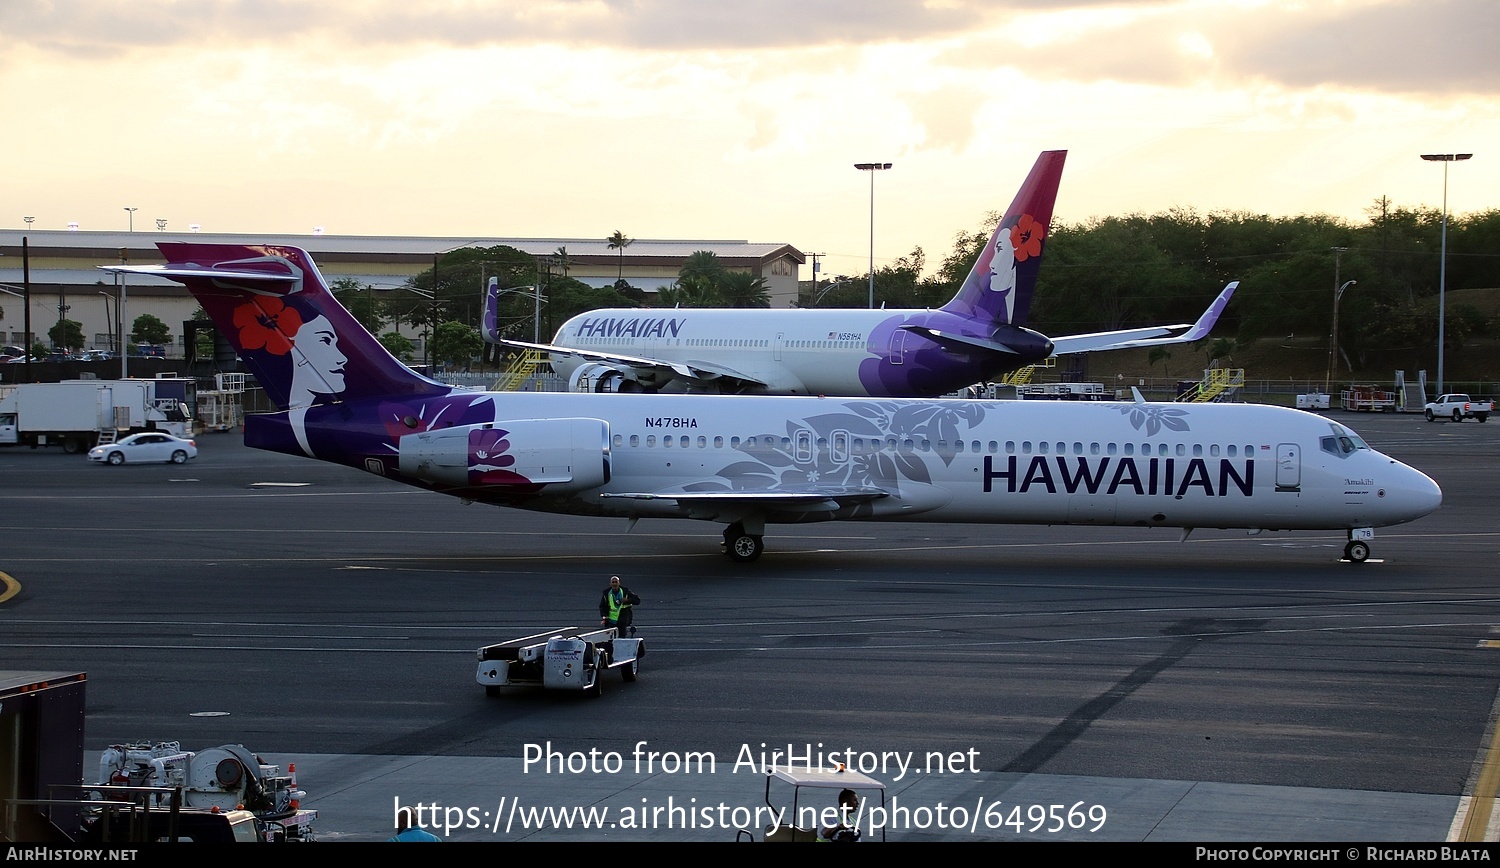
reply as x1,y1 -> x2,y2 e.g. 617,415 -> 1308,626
1424,393 -> 1492,423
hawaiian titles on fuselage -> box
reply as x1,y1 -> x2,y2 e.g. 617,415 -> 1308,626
574,316 -> 685,339
983,454 -> 1255,498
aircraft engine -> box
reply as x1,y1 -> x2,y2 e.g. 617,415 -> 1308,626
570,363 -> 631,393
398,418 -> 610,492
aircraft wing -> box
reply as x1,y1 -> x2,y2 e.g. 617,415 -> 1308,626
600,485 -> 889,515
500,339 -> 771,389
1048,281 -> 1238,355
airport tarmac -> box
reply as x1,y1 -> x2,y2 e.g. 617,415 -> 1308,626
4,409 -> 1500,843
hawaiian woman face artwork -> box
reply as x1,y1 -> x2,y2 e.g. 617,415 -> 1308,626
986,222 -> 1020,324
986,212 -> 1046,323
232,295 -> 347,407
290,314 -> 347,401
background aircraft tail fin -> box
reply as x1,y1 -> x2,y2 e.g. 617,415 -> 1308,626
121,243 -> 449,411
940,150 -> 1066,328
481,278 -> 504,344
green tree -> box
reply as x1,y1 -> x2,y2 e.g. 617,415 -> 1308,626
679,250 -> 724,285
331,277 -> 384,334
131,313 -> 172,346
379,331 -> 415,363
402,245 -> 539,350
719,271 -> 771,309
1148,346 -> 1172,377
432,320 -> 482,369
49,319 -> 86,352
1207,337 -> 1237,366
189,306 -> 215,360
918,217 -> 996,305
655,279 -> 721,308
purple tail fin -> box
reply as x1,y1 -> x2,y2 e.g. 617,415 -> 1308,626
940,150 -> 1066,327
481,278 -> 503,344
139,243 -> 449,411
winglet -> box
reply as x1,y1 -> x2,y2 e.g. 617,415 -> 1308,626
1175,281 -> 1238,342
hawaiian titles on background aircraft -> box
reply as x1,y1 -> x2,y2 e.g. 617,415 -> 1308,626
573,316 -> 687,339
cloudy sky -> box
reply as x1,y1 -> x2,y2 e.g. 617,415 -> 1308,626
4,0 -> 1496,280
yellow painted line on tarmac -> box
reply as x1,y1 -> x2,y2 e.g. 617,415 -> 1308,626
1455,723 -> 1500,841
0,571 -> 19,604
1453,639 -> 1500,841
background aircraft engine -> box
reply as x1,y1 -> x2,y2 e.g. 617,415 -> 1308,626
398,418 -> 610,492
570,362 -> 637,393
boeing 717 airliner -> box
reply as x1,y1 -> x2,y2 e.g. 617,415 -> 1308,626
488,150 -> 1237,397
107,243 -> 1439,563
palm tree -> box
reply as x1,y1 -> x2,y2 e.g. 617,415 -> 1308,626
719,271 -> 771,309
679,250 -> 724,285
606,230 -> 633,282
656,279 -> 721,309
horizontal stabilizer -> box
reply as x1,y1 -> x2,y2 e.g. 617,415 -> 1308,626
899,324 -> 1054,357
106,260 -> 304,292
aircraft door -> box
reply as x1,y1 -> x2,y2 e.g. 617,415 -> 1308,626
794,429 -> 813,464
830,430 -> 849,464
774,332 -> 784,362
889,329 -> 907,365
1275,443 -> 1301,492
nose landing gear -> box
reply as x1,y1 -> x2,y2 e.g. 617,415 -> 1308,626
1343,528 -> 1374,563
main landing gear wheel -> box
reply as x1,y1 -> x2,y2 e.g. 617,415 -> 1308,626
1344,540 -> 1371,563
723,524 -> 764,562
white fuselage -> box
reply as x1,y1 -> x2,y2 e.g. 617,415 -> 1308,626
552,308 -> 903,394
393,392 -> 1441,534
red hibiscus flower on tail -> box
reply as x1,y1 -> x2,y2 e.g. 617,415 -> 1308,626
1009,213 -> 1045,262
233,298 -> 303,355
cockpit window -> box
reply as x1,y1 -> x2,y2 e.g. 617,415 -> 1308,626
1320,424 -> 1369,457
1329,424 -> 1368,450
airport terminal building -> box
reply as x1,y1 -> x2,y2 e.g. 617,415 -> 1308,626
0,230 -> 805,360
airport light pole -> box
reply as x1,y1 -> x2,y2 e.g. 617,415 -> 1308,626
1325,279 -> 1356,394
854,162 -> 892,309
1420,153 -> 1471,395
810,278 -> 855,308
118,248 -> 128,378
124,207 -> 137,232
99,291 -> 115,355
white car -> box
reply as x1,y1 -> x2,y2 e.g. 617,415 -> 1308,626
88,432 -> 199,465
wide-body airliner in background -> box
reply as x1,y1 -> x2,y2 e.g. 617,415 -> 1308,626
109,244 -> 1438,563
487,150 -> 1237,397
